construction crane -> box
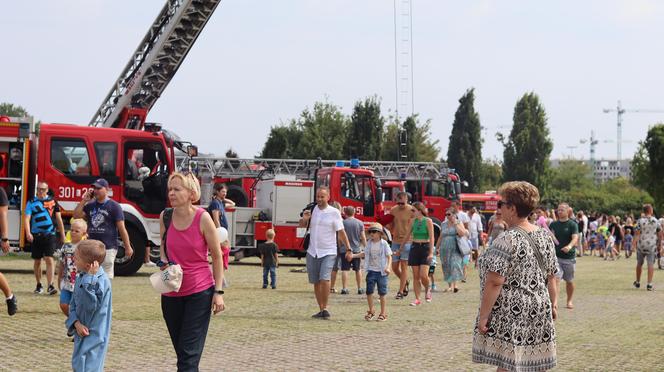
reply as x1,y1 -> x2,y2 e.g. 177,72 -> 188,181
89,0 -> 221,129
579,130 -> 612,166
602,100 -> 664,161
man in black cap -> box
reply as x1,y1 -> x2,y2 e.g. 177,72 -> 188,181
74,178 -> 133,278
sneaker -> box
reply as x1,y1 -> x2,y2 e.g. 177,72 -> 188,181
409,299 -> 421,306
144,261 -> 157,267
34,283 -> 43,294
431,283 -> 437,291
340,288 -> 349,295
357,288 -> 365,295
633,281 -> 640,289
647,284 -> 654,291
320,309 -> 331,319
6,295 -> 17,316
47,284 -> 58,296
425,288 -> 432,303
262,285 -> 267,289
271,286 -> 276,289
311,311 -> 324,318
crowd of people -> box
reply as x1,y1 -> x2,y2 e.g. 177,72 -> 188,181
1,172 -> 662,371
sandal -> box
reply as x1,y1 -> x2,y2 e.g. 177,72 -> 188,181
376,313 -> 387,322
330,288 -> 337,294
403,280 -> 410,297
365,311 -> 375,321
395,292 -> 403,300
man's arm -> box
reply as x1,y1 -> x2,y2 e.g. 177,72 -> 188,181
55,212 -> 66,242
73,192 -> 92,219
116,220 -> 133,258
23,213 -> 33,243
0,205 -> 9,252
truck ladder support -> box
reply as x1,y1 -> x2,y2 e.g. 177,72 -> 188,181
89,0 -> 221,129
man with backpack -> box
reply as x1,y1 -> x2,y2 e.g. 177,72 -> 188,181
24,182 -> 66,295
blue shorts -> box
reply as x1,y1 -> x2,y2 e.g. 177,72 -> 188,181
365,270 -> 388,296
391,242 -> 411,261
60,289 -> 73,305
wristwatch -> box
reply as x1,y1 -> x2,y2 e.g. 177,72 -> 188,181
1,238 -> 8,242
214,290 -> 224,295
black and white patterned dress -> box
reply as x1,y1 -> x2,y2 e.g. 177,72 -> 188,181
472,228 -> 558,372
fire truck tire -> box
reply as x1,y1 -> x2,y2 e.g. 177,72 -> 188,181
114,225 -> 147,276
226,185 -> 248,207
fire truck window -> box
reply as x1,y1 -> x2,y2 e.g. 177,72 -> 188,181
341,175 -> 360,201
94,142 -> 117,177
51,139 -> 90,175
425,181 -> 448,198
123,141 -> 168,215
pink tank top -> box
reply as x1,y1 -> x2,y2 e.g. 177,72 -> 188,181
163,208 -> 214,297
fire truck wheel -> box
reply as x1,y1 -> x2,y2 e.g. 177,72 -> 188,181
226,185 -> 248,207
114,225 -> 147,276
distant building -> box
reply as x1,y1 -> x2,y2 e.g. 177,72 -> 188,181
550,158 -> 631,183
592,159 -> 631,183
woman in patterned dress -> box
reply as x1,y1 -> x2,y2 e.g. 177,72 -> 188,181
436,208 -> 467,293
472,181 -> 559,372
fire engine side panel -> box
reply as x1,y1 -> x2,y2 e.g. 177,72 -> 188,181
254,180 -> 275,220
273,181 -> 314,224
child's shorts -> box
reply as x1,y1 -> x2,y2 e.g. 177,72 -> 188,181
463,254 -> 470,265
624,243 -> 632,251
60,289 -> 73,305
428,264 -> 436,274
365,270 -> 388,296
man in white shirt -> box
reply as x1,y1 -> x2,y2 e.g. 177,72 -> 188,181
300,186 -> 351,319
452,201 -> 470,229
468,208 -> 483,265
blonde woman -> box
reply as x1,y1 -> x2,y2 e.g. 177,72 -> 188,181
159,172 -> 225,371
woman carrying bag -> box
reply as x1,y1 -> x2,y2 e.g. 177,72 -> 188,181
472,181 -> 558,372
158,172 -> 225,372
436,208 -> 467,293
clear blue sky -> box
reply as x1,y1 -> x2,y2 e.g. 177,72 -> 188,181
2,0 -> 664,162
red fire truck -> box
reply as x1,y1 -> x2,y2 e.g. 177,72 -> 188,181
185,157 -> 461,259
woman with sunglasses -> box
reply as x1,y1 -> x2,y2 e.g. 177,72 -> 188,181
472,181 -> 559,372
487,210 -> 508,247
436,207 -> 467,293
403,202 -> 435,305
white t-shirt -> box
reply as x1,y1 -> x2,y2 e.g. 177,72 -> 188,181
469,213 -> 483,238
457,211 -> 470,226
307,205 -> 344,258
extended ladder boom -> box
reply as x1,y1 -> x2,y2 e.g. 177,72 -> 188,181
177,156 -> 455,181
89,0 -> 221,129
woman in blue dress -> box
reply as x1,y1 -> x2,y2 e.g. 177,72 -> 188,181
437,207 -> 467,293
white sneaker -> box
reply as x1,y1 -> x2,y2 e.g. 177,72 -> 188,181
144,261 -> 157,267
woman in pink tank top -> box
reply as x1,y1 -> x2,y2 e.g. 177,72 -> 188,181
158,172 -> 225,372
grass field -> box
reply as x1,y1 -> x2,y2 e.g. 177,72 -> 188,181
0,253 -> 662,371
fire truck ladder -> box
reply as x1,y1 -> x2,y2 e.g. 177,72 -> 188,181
89,0 -> 221,129
178,156 -> 454,181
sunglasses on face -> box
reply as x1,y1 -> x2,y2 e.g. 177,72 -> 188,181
446,213 -> 454,217
37,188 -> 48,191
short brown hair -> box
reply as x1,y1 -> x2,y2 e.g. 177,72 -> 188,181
498,181 -> 540,218
643,204 -> 654,214
412,201 -> 428,216
77,239 -> 106,265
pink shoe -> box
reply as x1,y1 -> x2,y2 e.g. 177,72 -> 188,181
409,299 -> 421,306
425,288 -> 432,302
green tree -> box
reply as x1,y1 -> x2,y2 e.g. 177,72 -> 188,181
380,122 -> 400,161
549,160 -> 594,192
478,160 -> 503,192
380,115 -> 439,162
345,96 -> 384,160
294,101 -> 349,159
447,88 -> 482,192
0,103 -> 29,117
260,122 -> 302,158
632,124 -> 664,212
501,92 -> 553,193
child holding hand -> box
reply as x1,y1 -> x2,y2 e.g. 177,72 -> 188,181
65,239 -> 112,372
353,223 -> 392,322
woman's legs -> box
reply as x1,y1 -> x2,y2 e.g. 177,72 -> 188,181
411,265 -> 421,300
162,287 -> 214,371
419,264 -> 429,289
